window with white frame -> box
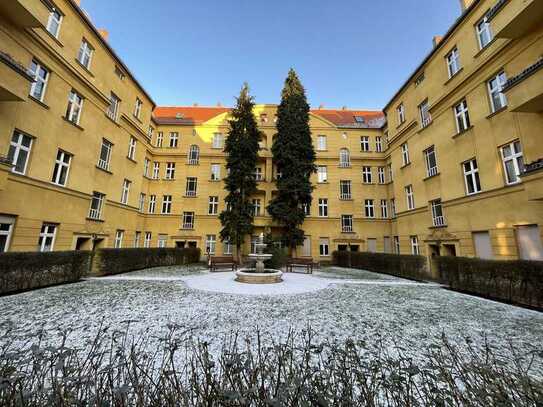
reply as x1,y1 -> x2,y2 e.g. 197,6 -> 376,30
107,92 -> 120,121
89,192 -> 104,220
29,60 -> 49,101
476,16 -> 493,49
397,103 -> 405,124
134,231 -> 141,248
364,199 -> 375,218
454,100 -> 470,133
148,126 -> 153,139
143,158 -> 150,177
66,90 -> 83,125
317,166 -> 328,183
7,131 -> 32,175
161,195 -> 172,214
158,234 -> 168,248
254,167 -> 263,181
185,177 -> 197,196
46,7 -> 63,38
182,212 -> 194,229
212,133 -> 223,149
302,202 -> 310,216
319,238 -> 330,257
165,162 -> 175,179
431,199 -> 445,226
393,236 -> 400,254
223,238 -> 233,255
391,198 -> 396,218
419,99 -> 431,128
339,180 -> 352,200
188,145 -> 199,164
375,136 -> 382,152
77,39 -> 94,70
144,232 -> 152,248
148,195 -> 156,213
0,216 -> 15,252
127,136 -> 137,160
360,136 -> 370,152
463,158 -> 481,195
378,167 -> 385,184
405,185 -> 415,210
134,98 -> 143,119
114,66 -> 125,80
152,162 -> 160,179
38,223 -> 56,252
362,166 -> 372,184
138,193 -> 145,212
318,198 -> 328,217
252,199 -> 261,217
211,164 -> 221,181
51,150 -> 72,186
446,47 -> 461,78
341,215 -> 353,232
97,139 -> 112,171
114,230 -> 124,248
250,235 -> 259,255
208,196 -> 219,215
387,164 -> 393,182
410,236 -> 420,255
169,132 -> 179,148
401,143 -> 410,166
488,71 -> 507,113
500,140 -> 524,185
121,179 -> 131,204
156,132 -> 164,147
424,145 -> 438,177
381,200 -> 388,218
339,148 -> 350,167
317,135 -> 327,151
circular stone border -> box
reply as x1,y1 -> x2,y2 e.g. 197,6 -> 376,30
235,269 -> 283,284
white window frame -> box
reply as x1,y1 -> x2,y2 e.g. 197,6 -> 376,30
252,199 -> 262,217
51,149 -> 72,186
410,236 -> 420,255
393,236 -> 400,254
364,199 -> 375,218
212,133 -> 223,149
500,140 -> 524,185
362,166 -> 372,184
134,231 -> 141,248
447,47 -> 461,78
77,39 -> 94,70
463,158 -> 482,195
419,99 -> 431,128
128,136 -> 137,160
378,167 -> 385,184
341,215 -> 353,233
161,195 -> 172,214
381,200 -> 388,218
487,71 -> 507,113
223,239 -> 233,255
319,238 -> 330,257
46,8 -> 63,38
188,145 -> 200,164
397,103 -> 405,124
185,177 -> 197,197
152,162 -> 160,179
138,193 -> 146,212
317,135 -> 327,151
339,180 -> 352,200
182,212 -> 195,229
401,143 -> 410,166
360,136 -> 370,152
158,234 -> 168,248
97,139 -> 112,171
121,179 -> 131,204
134,98 -> 143,119
391,198 -> 396,218
148,195 -> 156,214
208,196 -> 219,215
107,92 -> 120,121
38,223 -> 57,252
317,166 -> 328,183
114,230 -> 124,248
89,192 -> 105,220
169,132 -> 179,148
424,146 -> 438,177
66,90 -> 83,125
29,59 -> 49,102
339,148 -> 350,167
375,136 -> 382,152
454,100 -> 470,133
143,158 -> 150,177
318,198 -> 328,217
8,131 -> 33,175
144,232 -> 152,248
211,164 -> 221,181
165,162 -> 176,180
431,199 -> 445,227
476,16 -> 493,49
156,132 -> 164,148
405,185 -> 415,210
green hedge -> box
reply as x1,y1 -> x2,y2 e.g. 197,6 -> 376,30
437,256 -> 543,309
0,251 -> 91,295
332,251 -> 429,281
92,247 -> 201,276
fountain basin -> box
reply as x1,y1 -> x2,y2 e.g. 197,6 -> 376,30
235,269 -> 283,284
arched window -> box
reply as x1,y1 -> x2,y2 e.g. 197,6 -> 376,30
339,148 -> 350,167
188,145 -> 199,164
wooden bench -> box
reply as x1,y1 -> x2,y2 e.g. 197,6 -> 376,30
285,258 -> 314,274
209,256 -> 237,272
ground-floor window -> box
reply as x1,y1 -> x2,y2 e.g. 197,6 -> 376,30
516,225 -> 543,261
319,238 -> 329,256
134,231 -> 141,248
38,223 -> 57,252
367,238 -> 377,253
114,230 -> 124,248
393,236 -> 400,254
302,236 -> 311,257
0,216 -> 15,252
473,231 -> 493,259
144,232 -> 152,248
206,235 -> 216,254
410,236 -> 419,255
383,236 -> 391,253
223,239 -> 232,255
158,234 -> 168,248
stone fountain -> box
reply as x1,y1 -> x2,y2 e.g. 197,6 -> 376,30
235,233 -> 283,284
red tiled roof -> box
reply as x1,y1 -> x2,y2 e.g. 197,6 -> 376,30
153,106 -> 231,124
310,109 -> 385,128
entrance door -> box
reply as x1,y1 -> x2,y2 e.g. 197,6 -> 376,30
338,244 -> 348,251
75,237 -> 91,250
176,241 -> 186,248
188,241 -> 197,248
443,244 -> 457,256
92,238 -> 105,250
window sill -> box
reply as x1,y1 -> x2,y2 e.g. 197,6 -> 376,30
43,29 -> 64,47
181,228 -> 195,231
486,106 -> 507,120
184,195 -> 198,198
317,181 -> 329,184
126,156 -> 137,164
104,113 -> 120,126
473,38 -> 497,59
362,182 -> 375,185
209,179 -> 221,182
163,178 -> 175,181
429,224 -> 448,229
74,58 -> 94,77
338,165 -> 352,169
444,67 -> 464,86
133,114 -> 143,124
423,172 -> 440,181
339,198 -> 354,201
400,162 -> 411,169
452,125 -> 474,139
86,217 -> 104,223
62,117 -> 84,131
340,231 -> 356,235
96,165 -> 113,174
29,96 -> 50,109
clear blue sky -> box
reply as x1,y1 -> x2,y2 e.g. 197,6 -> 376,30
82,0 -> 461,109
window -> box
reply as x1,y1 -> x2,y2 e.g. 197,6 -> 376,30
473,231 -> 493,259
134,98 -> 143,119
260,113 -> 268,123
488,71 -> 507,113
401,143 -> 410,166
360,136 -> 370,152
431,199 -> 445,226
0,216 -> 15,252
254,167 -> 263,181
7,131 -> 32,175
317,135 -> 327,151
138,193 -> 145,212
188,145 -> 199,164
121,179 -> 131,204
134,231 -> 141,248
424,146 -> 438,177
156,132 -> 164,148
148,195 -> 156,214
169,132 -> 179,148
317,166 -> 328,183
501,140 -> 524,185
516,225 -> 543,261
252,199 -> 262,217
107,92 -> 120,121
161,195 -> 172,214
381,200 -> 388,218
143,158 -> 150,177
387,164 -> 393,182
182,212 -> 194,229
339,148 -> 350,167
415,72 -> 425,86
165,162 -> 176,180
397,103 -> 405,124
211,164 -> 221,181
66,90 -> 83,125
128,136 -> 137,160
463,158 -> 481,195
185,177 -> 197,196
362,166 -> 372,184
152,162 -> 160,179
378,167 -> 385,184
77,39 -> 94,69
302,236 -> 311,257
29,60 -> 49,101
339,180 -> 352,200
410,236 -> 420,255
446,47 -> 461,78
364,199 -> 375,218
89,192 -> 104,220
419,99 -> 431,128
454,100 -> 470,133
318,199 -> 328,217
250,236 -> 259,255
158,234 -> 168,248
38,223 -> 56,252
144,232 -> 152,248
405,185 -> 414,210
147,126 -> 154,139
96,139 -> 113,172
51,150 -> 71,186
367,238 -> 377,253
46,7 -> 63,38
393,236 -> 400,254
476,16 -> 493,49
319,238 -> 330,257
114,230 -> 124,248
375,136 -> 382,152
390,198 -> 396,218
114,66 -> 125,80
341,215 -> 353,233
302,202 -> 310,216
212,133 -> 223,149
208,196 -> 219,215
223,239 -> 233,255
384,236 -> 391,253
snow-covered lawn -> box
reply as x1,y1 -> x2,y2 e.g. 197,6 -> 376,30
1,265 -> 542,372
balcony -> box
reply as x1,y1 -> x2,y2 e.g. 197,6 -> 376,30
502,58 -> 543,113
521,159 -> 543,201
0,155 -> 12,191
489,0 -> 543,39
0,51 -> 33,101
0,0 -> 51,28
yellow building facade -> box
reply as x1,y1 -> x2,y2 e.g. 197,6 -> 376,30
0,0 -> 542,268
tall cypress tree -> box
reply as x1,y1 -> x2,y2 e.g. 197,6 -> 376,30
268,69 -> 316,255
219,83 -> 262,261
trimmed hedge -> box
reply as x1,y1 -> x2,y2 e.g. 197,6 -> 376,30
92,247 -> 201,276
437,256 -> 543,309
0,251 -> 91,295
332,251 -> 429,281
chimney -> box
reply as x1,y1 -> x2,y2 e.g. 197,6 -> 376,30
217,102 -> 222,107
459,0 -> 476,12
318,104 -> 324,110
432,35 -> 443,48
341,106 -> 347,111
193,103 -> 199,107
98,29 -> 109,41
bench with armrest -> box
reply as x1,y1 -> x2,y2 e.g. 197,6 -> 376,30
209,256 -> 237,272
285,257 -> 314,274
